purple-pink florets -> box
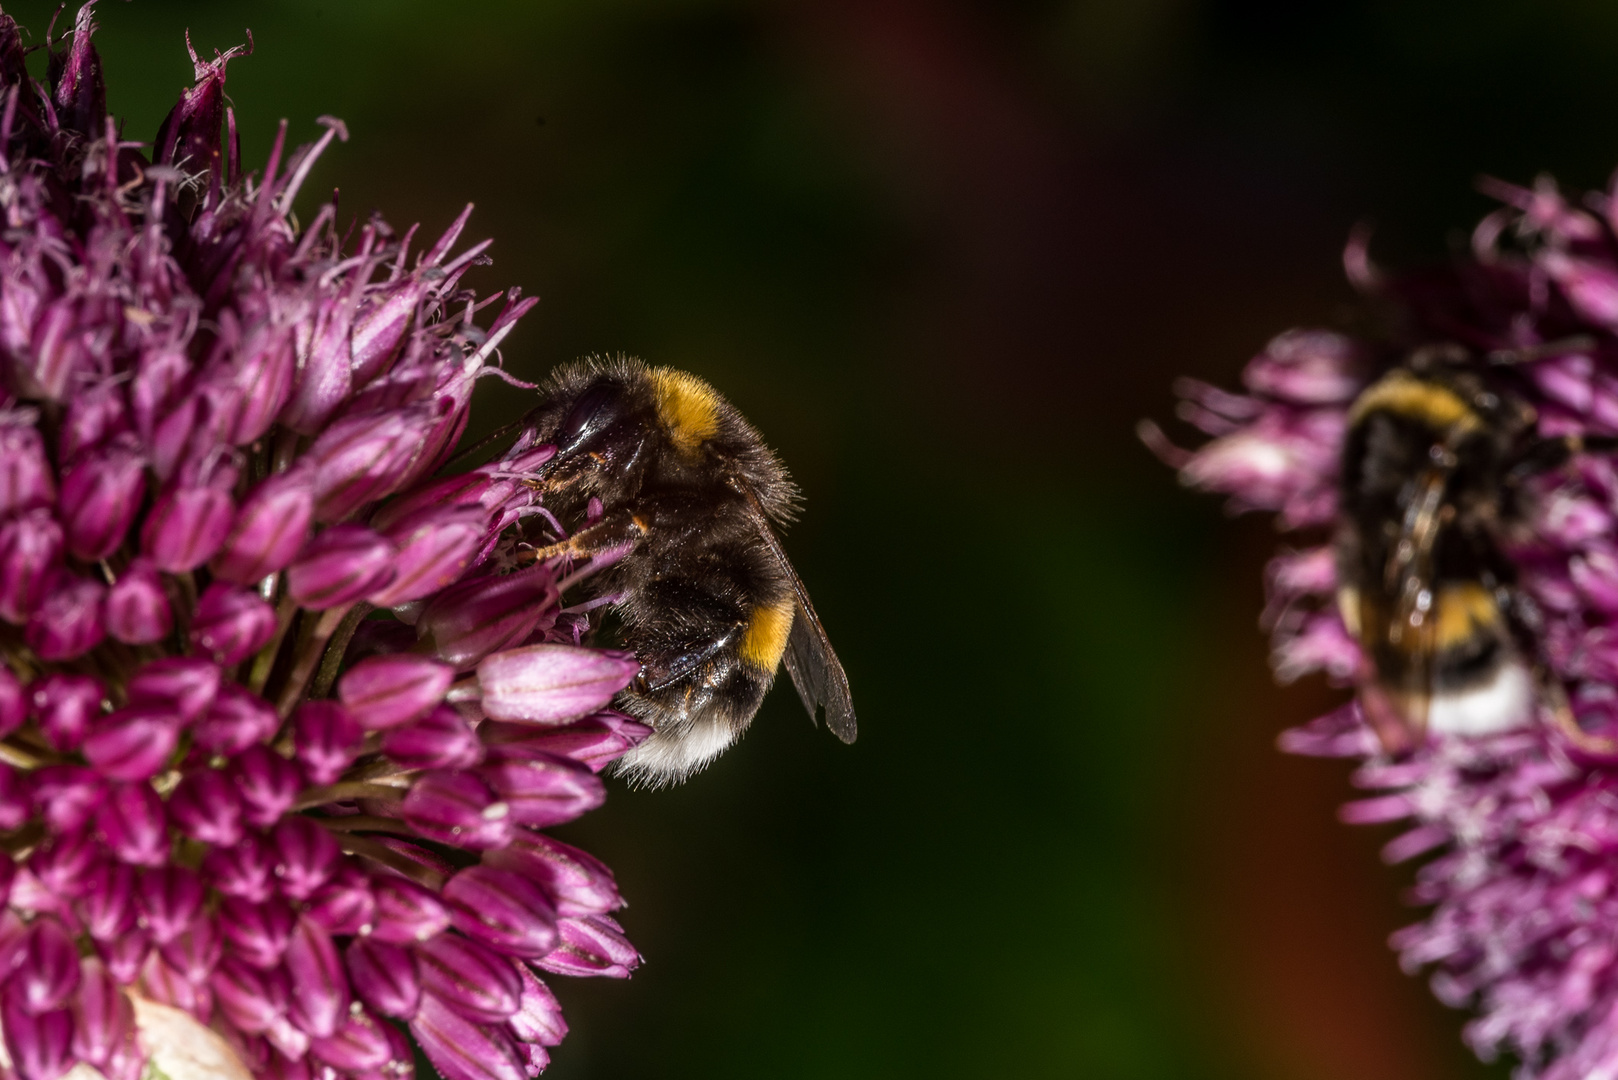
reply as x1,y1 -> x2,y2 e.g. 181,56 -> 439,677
0,7 -> 652,1080
1151,172 -> 1618,1075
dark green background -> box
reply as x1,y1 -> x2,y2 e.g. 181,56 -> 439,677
17,1 -> 1618,1076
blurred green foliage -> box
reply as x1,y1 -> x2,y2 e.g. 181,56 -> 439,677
15,0 -> 1618,1075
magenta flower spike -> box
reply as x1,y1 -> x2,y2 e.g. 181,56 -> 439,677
0,8 -> 661,1078
1147,171 -> 1618,1077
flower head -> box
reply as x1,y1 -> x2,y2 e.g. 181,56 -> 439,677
1149,171 -> 1618,1076
0,8 -> 652,1080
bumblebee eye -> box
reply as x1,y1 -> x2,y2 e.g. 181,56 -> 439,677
556,383 -> 623,454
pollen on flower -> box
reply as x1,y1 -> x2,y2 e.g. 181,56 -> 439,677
0,7 -> 656,1080
1150,166 -> 1618,1078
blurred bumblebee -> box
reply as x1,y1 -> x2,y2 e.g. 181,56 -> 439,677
1336,343 -> 1605,753
516,356 -> 855,785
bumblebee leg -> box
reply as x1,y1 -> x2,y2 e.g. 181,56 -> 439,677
522,510 -> 649,563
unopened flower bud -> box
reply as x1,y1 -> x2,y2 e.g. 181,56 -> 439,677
0,509 -> 62,624
477,644 -> 638,725
167,769 -> 244,847
136,866 -> 205,945
228,746 -> 302,830
211,470 -> 314,585
400,770 -> 512,850
292,701 -> 361,786
369,877 -> 450,945
283,916 -> 347,1038
32,766 -> 107,834
219,896 -> 295,970
383,705 -> 484,770
128,658 -> 221,723
480,712 -> 652,773
286,525 -> 396,610
105,558 -> 172,645
486,833 -> 622,918
58,439 -> 144,560
337,655 -> 454,731
190,583 -> 276,665
17,917 -> 81,1013
29,674 -> 103,753
0,419 -> 54,516
192,684 -> 280,757
96,783 -> 169,867
344,938 -> 419,1020
71,958 -> 134,1070
308,405 -> 433,522
26,570 -> 106,661
478,755 -> 604,828
369,504 -> 486,606
410,992 -> 527,1080
142,474 -> 237,573
201,834 -> 274,903
82,705 -> 179,782
417,567 -> 557,670
271,817 -> 340,902
535,915 -> 639,979
415,934 -> 522,1023
443,865 -> 558,958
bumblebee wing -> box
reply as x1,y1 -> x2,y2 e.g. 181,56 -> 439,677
733,485 -> 857,744
1366,464 -> 1452,747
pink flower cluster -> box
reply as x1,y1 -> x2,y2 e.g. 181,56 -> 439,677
0,7 -> 652,1080
1151,170 -> 1618,1076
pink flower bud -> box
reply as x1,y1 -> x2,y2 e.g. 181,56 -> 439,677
227,319 -> 297,444
415,934 -> 522,1023
136,866 -> 204,945
78,861 -> 136,942
27,829 -> 99,899
105,558 -> 172,645
29,674 -> 103,753
304,864 -> 373,936
16,917 -> 80,1013
292,700 -> 362,785
308,405 -> 433,522
58,439 -> 144,560
345,938 -> 420,1020
0,669 -> 22,738
25,570 -> 105,661
272,816 -> 341,902
443,865 -> 558,958
192,683 -> 280,757
211,470 -> 315,585
96,932 -> 149,987
82,705 -> 179,781
96,783 -> 169,867
410,992 -> 527,1080
0,420 -> 53,517
2,992 -> 73,1080
0,509 -> 62,624
508,965 -> 567,1047
201,833 -> 274,903
127,657 -> 221,723
31,766 -> 106,833
220,896 -> 296,970
369,504 -> 487,608
159,913 -> 221,984
167,768 -> 244,847
477,755 -> 604,828
284,916 -> 347,1038
370,877 -> 450,945
417,567 -> 557,670
190,582 -> 276,665
338,655 -> 454,731
535,915 -> 639,979
400,770 -> 513,850
141,470 -> 238,573
486,833 -> 622,918
71,959 -> 134,1069
309,1007 -> 395,1074
286,524 -> 396,610
212,956 -> 290,1036
229,745 -> 303,830
480,712 -> 652,773
383,705 -> 484,770
477,644 -> 638,725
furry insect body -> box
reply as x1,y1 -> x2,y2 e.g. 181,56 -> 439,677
1336,361 -> 1547,752
518,357 -> 855,785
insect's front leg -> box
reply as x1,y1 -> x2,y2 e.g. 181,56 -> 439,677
522,509 -> 649,563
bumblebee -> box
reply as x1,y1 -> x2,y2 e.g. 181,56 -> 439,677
1336,347 -> 1601,753
515,356 -> 855,785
